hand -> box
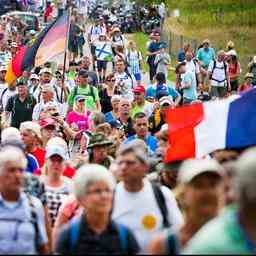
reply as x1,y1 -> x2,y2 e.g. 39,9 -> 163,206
52,116 -> 64,126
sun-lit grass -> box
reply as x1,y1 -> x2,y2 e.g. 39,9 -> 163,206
132,32 -> 176,81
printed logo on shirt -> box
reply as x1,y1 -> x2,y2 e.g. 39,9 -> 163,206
141,214 -> 157,230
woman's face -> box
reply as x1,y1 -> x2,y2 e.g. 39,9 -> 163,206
80,181 -> 113,215
47,155 -> 65,175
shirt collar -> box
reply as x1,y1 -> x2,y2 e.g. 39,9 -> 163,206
0,191 -> 25,207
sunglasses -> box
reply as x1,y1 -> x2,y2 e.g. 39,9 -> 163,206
107,79 -> 116,82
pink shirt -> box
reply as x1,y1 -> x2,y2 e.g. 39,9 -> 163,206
66,111 -> 91,132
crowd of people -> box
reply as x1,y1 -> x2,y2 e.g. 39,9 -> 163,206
0,0 -> 255,255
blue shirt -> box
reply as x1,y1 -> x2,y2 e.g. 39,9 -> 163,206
125,135 -> 158,153
0,192 -> 48,254
181,71 -> 197,100
105,111 -> 116,123
146,82 -> 179,100
196,47 -> 215,68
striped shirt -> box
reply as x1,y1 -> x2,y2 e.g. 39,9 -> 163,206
125,49 -> 142,75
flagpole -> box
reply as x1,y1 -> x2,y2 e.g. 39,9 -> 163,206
61,7 -> 71,103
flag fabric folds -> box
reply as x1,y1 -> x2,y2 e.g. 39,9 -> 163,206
5,11 -> 69,84
165,89 -> 256,163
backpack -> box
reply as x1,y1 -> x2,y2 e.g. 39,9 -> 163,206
210,60 -> 228,84
68,216 -> 129,253
73,85 -> 96,102
151,182 -> 171,228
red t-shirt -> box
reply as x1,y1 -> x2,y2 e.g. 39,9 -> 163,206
31,148 -> 46,168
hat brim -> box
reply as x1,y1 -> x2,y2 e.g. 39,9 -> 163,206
87,141 -> 113,149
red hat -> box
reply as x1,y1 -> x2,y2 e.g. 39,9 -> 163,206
39,118 -> 56,129
133,85 -> 146,94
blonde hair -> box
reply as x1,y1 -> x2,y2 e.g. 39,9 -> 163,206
73,100 -> 86,113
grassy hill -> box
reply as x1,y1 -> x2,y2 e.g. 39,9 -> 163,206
164,0 -> 256,75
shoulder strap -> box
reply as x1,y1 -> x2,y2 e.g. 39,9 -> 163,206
69,216 -> 81,251
0,88 -> 8,108
117,223 -> 128,253
27,194 -> 40,251
151,182 -> 170,228
165,232 -> 180,255
90,85 -> 95,102
212,60 -> 216,73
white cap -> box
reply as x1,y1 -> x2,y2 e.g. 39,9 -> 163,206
39,68 -> 52,75
159,96 -> 174,106
10,42 -> 18,48
226,49 -> 237,56
178,158 -> 224,184
45,145 -> 67,160
30,73 -> 40,80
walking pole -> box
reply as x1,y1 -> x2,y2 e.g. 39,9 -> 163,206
61,8 -> 71,103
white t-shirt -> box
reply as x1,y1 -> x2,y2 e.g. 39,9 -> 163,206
93,41 -> 113,61
208,60 -> 228,87
2,88 -> 17,110
185,59 -> 200,88
114,72 -> 136,101
112,178 -> 184,252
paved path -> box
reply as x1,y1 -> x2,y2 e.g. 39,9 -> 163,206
82,24 -> 150,87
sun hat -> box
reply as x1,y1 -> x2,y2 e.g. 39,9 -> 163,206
178,158 -> 224,184
87,133 -> 113,149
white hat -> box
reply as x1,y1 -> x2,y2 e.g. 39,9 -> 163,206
159,96 -> 174,106
39,68 -> 52,75
253,56 -> 256,64
45,145 -> 67,160
226,49 -> 237,56
30,73 -> 40,80
0,65 -> 7,72
178,158 -> 224,184
10,42 -> 18,48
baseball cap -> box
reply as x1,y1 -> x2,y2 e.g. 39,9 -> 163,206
39,68 -> 52,75
45,145 -> 67,160
16,77 -> 28,86
159,96 -> 174,106
39,118 -> 56,129
74,95 -> 86,102
156,84 -> 169,100
178,158 -> 224,184
133,85 -> 146,94
78,69 -> 89,78
30,73 -> 39,80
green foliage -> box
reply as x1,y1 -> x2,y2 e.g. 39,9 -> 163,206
168,0 -> 256,27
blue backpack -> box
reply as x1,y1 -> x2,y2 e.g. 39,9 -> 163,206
69,216 -> 128,253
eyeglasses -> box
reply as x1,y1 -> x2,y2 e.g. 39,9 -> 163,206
117,160 -> 138,166
86,188 -> 112,196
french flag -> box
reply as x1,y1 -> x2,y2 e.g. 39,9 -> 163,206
164,89 -> 256,162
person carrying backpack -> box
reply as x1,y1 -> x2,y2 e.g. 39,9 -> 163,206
67,70 -> 101,112
112,140 -> 184,253
208,50 -> 231,99
54,164 -> 139,254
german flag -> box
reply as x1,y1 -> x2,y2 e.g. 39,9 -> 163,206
5,11 -> 69,85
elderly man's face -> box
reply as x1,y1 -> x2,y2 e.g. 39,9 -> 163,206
117,152 -> 148,186
0,162 -> 24,194
119,100 -> 130,115
115,62 -> 125,73
42,89 -> 54,102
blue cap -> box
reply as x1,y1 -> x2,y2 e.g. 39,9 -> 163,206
156,84 -> 169,100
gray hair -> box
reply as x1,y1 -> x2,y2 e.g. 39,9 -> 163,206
235,147 -> 256,203
73,164 -> 116,199
1,127 -> 22,143
0,146 -> 27,174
